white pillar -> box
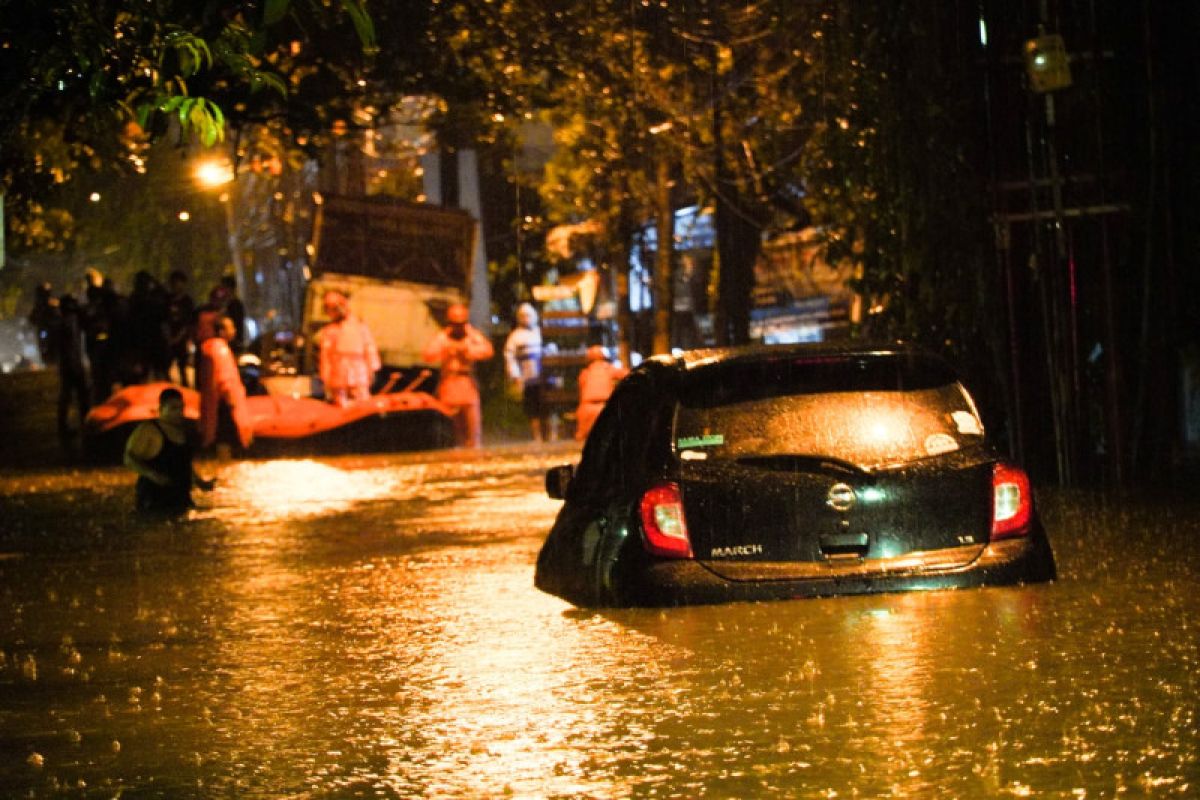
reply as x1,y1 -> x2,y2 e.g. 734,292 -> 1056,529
456,148 -> 491,329
420,151 -> 442,205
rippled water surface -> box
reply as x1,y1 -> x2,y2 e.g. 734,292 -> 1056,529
1,447 -> 1197,797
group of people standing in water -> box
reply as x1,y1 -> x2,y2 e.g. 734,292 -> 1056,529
118,290 -> 626,515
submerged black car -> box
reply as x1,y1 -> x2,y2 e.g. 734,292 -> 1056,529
535,343 -> 1056,607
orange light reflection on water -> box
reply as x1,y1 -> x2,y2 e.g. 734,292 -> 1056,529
850,596 -> 938,793
213,459 -> 425,524
309,503 -> 665,795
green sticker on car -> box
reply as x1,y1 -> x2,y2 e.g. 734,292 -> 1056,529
677,433 -> 725,449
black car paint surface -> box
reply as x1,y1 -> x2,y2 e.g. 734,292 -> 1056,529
534,343 -> 1056,607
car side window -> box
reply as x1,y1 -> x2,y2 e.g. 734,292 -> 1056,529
567,398 -> 621,503
569,372 -> 658,503
609,377 -> 666,494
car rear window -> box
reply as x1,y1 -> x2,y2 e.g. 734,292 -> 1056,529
673,354 -> 985,469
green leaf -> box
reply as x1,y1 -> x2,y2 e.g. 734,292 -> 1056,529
251,72 -> 288,97
341,0 -> 377,55
163,30 -> 213,77
134,103 -> 152,131
201,121 -> 219,147
187,99 -> 225,147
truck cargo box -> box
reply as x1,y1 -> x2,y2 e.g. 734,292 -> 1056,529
308,194 -> 476,368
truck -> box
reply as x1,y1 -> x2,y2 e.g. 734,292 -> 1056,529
219,193 -> 479,454
303,193 -> 476,370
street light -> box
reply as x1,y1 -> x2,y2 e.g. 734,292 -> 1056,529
194,159 -> 234,188
193,156 -> 246,306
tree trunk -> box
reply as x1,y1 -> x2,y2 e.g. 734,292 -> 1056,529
715,205 -> 760,346
713,166 -> 760,346
604,211 -> 637,369
652,158 -> 675,355
709,73 -> 760,347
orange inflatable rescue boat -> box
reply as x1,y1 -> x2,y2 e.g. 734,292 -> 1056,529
84,375 -> 455,459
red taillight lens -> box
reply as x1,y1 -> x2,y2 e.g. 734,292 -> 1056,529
638,482 -> 693,558
992,462 -> 1033,539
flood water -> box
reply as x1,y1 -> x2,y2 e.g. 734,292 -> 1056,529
1,446 -> 1197,797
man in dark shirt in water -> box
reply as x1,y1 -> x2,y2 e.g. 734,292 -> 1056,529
124,387 -> 215,513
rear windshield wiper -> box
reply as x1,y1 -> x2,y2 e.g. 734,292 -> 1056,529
734,453 -> 873,477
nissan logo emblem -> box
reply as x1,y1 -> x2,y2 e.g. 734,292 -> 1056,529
827,483 -> 856,512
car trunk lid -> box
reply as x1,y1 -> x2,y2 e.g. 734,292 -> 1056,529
679,452 -> 994,581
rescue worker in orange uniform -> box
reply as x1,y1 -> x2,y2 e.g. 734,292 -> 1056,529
318,290 -> 381,405
575,345 -> 628,441
198,315 -> 253,456
421,303 -> 494,448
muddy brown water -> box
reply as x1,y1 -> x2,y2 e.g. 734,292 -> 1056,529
1,446 -> 1197,797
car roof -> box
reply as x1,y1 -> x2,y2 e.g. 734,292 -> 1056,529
647,341 -> 929,373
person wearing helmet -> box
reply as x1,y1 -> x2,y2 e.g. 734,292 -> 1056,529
575,345 -> 628,441
503,302 -> 552,441
318,290 -> 381,405
422,303 -> 494,447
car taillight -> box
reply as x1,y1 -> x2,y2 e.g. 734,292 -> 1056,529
639,482 -> 693,558
991,463 -> 1033,539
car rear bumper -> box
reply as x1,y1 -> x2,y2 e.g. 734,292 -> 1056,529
615,532 -> 1057,607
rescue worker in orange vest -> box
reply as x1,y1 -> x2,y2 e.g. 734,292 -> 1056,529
421,303 -> 494,448
575,345 -> 628,441
318,289 -> 381,405
198,315 -> 253,457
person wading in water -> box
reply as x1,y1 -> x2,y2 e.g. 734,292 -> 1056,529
124,387 -> 215,514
